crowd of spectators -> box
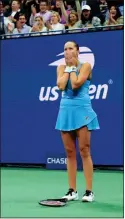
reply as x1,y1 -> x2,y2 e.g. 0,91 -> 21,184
0,0 -> 124,36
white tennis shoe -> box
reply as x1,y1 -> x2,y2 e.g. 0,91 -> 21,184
82,190 -> 94,202
62,188 -> 79,201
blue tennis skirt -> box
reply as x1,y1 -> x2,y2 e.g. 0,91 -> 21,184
55,99 -> 100,131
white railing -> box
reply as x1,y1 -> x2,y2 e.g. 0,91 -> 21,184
0,24 -> 123,39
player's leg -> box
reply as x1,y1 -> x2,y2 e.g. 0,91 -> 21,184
76,126 -> 94,202
61,131 -> 78,200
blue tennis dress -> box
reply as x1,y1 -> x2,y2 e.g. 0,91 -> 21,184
55,63 -> 100,131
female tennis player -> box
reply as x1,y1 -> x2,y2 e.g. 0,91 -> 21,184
55,41 -> 100,202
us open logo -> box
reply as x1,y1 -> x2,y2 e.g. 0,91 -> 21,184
49,47 -> 95,69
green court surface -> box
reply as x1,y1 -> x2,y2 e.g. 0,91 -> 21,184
1,167 -> 123,218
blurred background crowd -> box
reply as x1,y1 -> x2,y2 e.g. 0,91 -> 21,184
0,0 -> 124,36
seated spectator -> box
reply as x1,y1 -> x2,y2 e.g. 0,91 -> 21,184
67,11 -> 81,31
29,4 -> 37,26
51,0 -> 62,17
5,0 -> 21,24
51,0 -> 71,24
98,0 -> 108,24
104,5 -> 123,29
30,15 -> 47,35
0,1 -> 15,35
60,1 -> 81,30
80,5 -> 101,28
46,11 -> 65,34
99,0 -> 108,17
35,0 -> 52,23
13,13 -> 31,34
21,0 -> 39,24
4,17 -> 15,34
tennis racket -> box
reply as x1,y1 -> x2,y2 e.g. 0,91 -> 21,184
39,198 -> 68,207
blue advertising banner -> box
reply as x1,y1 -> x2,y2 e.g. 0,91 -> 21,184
1,30 -> 123,167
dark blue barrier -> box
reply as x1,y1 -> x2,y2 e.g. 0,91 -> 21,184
1,30 -> 123,168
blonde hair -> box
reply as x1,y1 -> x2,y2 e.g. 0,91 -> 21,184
35,16 -> 44,22
51,11 -> 61,22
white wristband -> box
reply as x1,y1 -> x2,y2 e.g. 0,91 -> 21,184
64,66 -> 77,73
64,66 -> 71,73
70,66 -> 77,73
